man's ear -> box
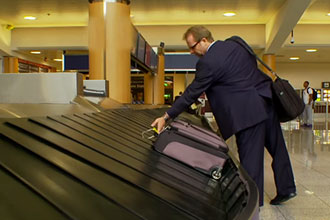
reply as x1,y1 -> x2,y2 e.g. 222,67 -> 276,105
201,37 -> 208,43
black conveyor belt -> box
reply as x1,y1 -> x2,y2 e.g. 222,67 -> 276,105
0,108 -> 259,220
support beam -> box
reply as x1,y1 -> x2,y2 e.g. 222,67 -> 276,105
105,1 -> 132,103
88,1 -> 105,80
265,0 -> 312,54
3,57 -> 18,73
261,54 -> 276,81
144,73 -> 153,104
153,52 -> 165,105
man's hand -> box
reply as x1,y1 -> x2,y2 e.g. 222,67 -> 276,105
151,117 -> 166,133
151,113 -> 170,133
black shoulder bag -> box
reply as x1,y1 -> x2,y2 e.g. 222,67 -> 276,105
226,36 -> 305,122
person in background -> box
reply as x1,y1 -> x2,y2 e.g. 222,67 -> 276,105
302,81 -> 313,128
151,26 -> 296,207
174,91 -> 183,103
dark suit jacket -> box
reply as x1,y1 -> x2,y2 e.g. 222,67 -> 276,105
167,40 -> 273,140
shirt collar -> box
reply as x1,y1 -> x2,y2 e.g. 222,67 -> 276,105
207,41 -> 216,52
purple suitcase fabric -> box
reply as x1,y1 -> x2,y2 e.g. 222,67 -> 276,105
164,141 -> 227,171
153,120 -> 229,179
170,120 -> 228,151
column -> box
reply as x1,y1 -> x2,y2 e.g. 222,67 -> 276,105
105,0 -> 132,103
88,0 -> 105,80
153,51 -> 165,105
261,54 -> 276,81
3,57 -> 18,73
144,72 -> 153,104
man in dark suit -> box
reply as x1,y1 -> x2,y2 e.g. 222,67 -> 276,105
151,26 -> 296,206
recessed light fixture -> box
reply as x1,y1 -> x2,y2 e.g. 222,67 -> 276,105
53,59 -> 63,62
306,49 -> 317,52
24,16 -> 37,20
223,12 -> 236,17
327,13 -> 330,16
30,51 -> 41,54
290,57 -> 300,60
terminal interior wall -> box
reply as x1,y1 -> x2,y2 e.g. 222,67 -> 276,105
277,63 -> 330,89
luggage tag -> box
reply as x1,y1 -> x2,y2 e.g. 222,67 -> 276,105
142,127 -> 159,140
141,126 -> 169,141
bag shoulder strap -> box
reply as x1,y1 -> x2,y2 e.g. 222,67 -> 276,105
307,87 -> 314,93
226,36 -> 278,78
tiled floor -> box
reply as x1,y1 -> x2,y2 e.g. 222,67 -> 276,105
228,120 -> 330,220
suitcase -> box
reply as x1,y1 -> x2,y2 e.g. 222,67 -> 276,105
152,120 -> 229,180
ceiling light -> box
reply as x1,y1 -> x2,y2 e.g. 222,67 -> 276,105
327,13 -> 330,16
53,59 -> 62,62
223,12 -> 236,17
289,57 -> 300,60
306,49 -> 317,52
24,16 -> 37,20
30,51 -> 41,54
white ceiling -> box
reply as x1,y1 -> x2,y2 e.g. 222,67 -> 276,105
1,0 -> 330,63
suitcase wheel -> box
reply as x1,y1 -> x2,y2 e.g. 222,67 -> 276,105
211,168 -> 222,180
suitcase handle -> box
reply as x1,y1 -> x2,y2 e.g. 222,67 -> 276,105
141,126 -> 169,140
173,120 -> 221,140
142,128 -> 158,140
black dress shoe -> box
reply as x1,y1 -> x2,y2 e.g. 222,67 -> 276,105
270,192 -> 297,205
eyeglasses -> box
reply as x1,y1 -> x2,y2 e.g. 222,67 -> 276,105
189,40 -> 201,50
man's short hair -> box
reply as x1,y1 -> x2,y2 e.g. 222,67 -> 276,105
304,81 -> 309,85
183,26 -> 214,42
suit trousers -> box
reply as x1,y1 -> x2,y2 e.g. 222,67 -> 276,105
235,99 -> 296,206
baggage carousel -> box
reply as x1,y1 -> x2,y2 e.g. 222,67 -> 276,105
0,106 -> 259,220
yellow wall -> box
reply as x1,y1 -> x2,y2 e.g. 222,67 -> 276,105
172,73 -> 195,99
7,24 -> 330,51
173,74 -> 185,99
11,27 -> 88,49
0,21 -> 12,55
186,74 -> 195,86
283,24 -> 330,46
277,63 -> 330,89
136,24 -> 266,49
9,24 -> 330,54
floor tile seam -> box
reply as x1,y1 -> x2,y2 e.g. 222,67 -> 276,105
269,205 -> 290,220
314,195 -> 330,208
292,181 -> 330,208
262,191 -> 288,219
290,156 -> 330,180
